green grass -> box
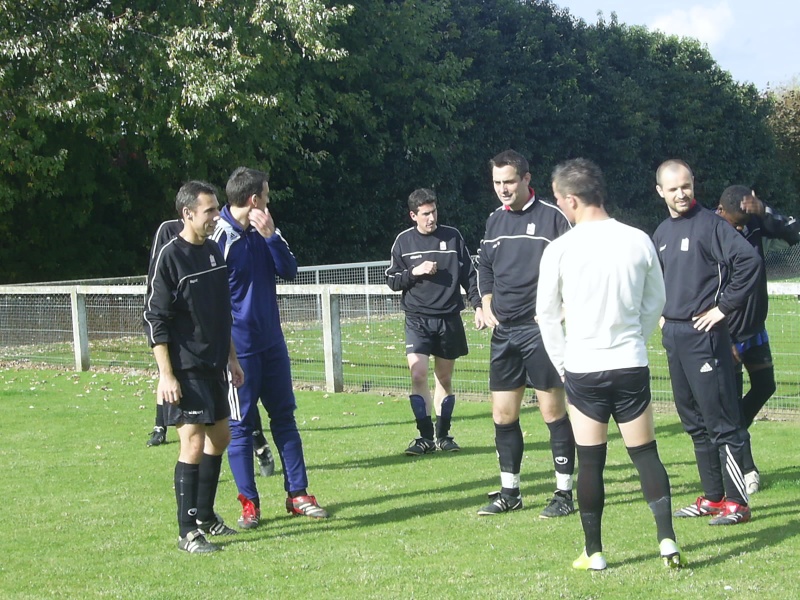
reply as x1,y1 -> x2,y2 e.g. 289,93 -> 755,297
2,365 -> 799,599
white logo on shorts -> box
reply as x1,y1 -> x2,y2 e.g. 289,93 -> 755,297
700,362 -> 713,373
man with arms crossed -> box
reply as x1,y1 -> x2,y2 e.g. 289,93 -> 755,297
476,149 -> 576,518
386,188 -> 484,455
144,181 -> 244,553
537,158 -> 682,571
653,160 -> 761,525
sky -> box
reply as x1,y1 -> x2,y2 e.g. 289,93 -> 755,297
555,0 -> 798,90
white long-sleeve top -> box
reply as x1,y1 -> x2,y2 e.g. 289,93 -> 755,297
536,218 -> 666,376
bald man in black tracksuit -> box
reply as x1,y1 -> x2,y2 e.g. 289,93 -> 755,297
653,160 -> 762,526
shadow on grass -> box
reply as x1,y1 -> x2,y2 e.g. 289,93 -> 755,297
307,438 -> 556,472
615,516 -> 800,570
222,465 -> 582,544
652,420 -> 690,439
215,462 -> 800,550
298,396 -> 516,432
758,464 -> 800,493
303,418 -> 409,432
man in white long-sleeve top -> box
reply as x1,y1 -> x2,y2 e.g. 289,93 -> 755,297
537,158 -> 683,571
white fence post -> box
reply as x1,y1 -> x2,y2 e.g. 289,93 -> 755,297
70,288 -> 90,371
320,288 -> 343,393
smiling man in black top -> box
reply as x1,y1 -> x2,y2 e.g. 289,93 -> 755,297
653,160 -> 762,526
476,150 -> 576,519
144,181 -> 245,552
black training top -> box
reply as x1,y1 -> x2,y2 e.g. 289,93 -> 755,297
385,224 -> 481,317
653,203 -> 762,322
143,235 -> 232,377
477,196 -> 571,324
727,209 -> 800,341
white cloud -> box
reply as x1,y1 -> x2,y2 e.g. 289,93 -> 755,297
649,1 -> 734,48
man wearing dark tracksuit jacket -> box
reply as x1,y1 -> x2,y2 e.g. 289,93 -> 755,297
212,167 -> 328,530
653,160 -> 762,526
716,186 -> 800,494
145,219 -> 183,447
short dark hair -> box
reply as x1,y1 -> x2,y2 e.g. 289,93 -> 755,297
408,188 -> 437,213
490,150 -> 529,179
175,180 -> 218,216
551,158 -> 607,207
225,167 -> 270,207
656,159 -> 693,185
719,185 -> 751,217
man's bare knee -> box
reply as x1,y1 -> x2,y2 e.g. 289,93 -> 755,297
536,387 -> 567,422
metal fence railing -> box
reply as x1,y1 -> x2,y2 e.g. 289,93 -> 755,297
1,263 -> 799,417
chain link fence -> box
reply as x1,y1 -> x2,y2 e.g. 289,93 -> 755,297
1,259 -> 799,416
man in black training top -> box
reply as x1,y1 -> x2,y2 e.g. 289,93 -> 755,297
145,219 -> 182,447
143,219 -> 276,477
476,149 -> 576,519
653,160 -> 762,526
143,181 -> 245,553
716,186 -> 799,494
386,188 -> 484,455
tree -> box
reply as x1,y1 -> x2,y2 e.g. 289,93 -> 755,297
268,0 -> 477,263
767,81 -> 800,204
1,0 -> 795,280
572,16 -> 787,231
0,0 -> 351,281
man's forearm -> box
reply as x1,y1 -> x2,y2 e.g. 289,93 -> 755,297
152,343 -> 174,377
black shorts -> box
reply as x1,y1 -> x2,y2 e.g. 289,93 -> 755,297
737,340 -> 773,370
489,322 -> 562,391
565,367 -> 651,424
164,376 -> 231,426
405,314 -> 469,359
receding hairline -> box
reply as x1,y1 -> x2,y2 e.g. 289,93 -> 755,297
656,159 -> 693,185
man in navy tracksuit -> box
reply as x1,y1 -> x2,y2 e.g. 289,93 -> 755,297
212,167 -> 328,529
653,160 -> 762,525
716,186 -> 800,493
476,149 -> 576,519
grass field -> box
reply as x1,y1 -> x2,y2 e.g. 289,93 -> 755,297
2,365 -> 799,599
